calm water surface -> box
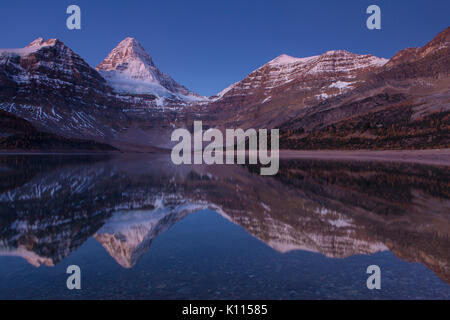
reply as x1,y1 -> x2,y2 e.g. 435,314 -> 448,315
0,154 -> 449,299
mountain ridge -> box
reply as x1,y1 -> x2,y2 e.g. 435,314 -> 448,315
0,27 -> 448,151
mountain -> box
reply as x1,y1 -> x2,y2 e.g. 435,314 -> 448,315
97,37 -> 205,104
0,27 -> 448,151
0,37 -> 126,141
0,37 -> 190,150
276,27 -> 450,150
382,26 -> 449,78
200,49 -> 388,131
192,28 -> 448,150
0,37 -> 108,89
211,50 -> 387,105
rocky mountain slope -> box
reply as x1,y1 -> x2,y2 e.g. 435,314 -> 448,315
0,27 -> 448,151
276,27 -> 450,149
197,27 -> 449,150
0,37 -> 200,151
205,50 -> 388,128
97,37 -> 205,104
0,38 -> 130,143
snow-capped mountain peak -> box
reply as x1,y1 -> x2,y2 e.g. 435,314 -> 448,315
268,53 -> 319,66
211,49 -> 388,102
96,37 -> 205,103
26,37 -> 57,49
0,37 -> 59,57
97,37 -> 156,79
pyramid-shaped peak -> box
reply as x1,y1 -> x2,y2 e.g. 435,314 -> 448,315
96,38 -> 204,101
118,37 -> 143,48
122,37 -> 138,43
98,37 -> 154,69
97,37 -> 155,72
115,37 -> 148,55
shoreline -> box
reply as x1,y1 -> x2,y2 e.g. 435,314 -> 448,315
0,151 -> 121,155
279,149 -> 450,167
1,148 -> 449,167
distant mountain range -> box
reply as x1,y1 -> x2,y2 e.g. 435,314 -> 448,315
0,27 -> 448,151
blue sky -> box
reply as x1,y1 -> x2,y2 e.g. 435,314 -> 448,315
0,0 -> 448,96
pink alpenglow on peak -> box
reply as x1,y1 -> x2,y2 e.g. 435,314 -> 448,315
0,37 -> 60,57
96,37 -> 206,104
211,50 -> 388,102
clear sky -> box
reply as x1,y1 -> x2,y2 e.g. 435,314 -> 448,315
0,0 -> 448,96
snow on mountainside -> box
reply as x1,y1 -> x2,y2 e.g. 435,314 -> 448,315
0,37 -> 109,90
0,37 -> 193,149
0,37 -> 132,143
97,37 -> 206,104
204,49 -> 390,133
0,37 -> 56,57
212,50 -> 388,102
0,27 -> 448,151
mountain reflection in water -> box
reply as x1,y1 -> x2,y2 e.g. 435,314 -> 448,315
0,154 -> 449,299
